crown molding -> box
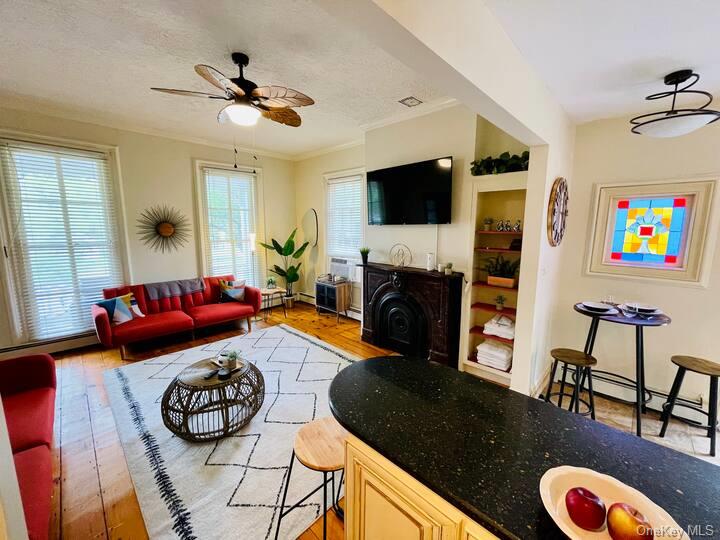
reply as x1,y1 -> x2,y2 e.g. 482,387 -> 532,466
0,100 -> 294,161
359,97 -> 459,132
290,138 -> 364,162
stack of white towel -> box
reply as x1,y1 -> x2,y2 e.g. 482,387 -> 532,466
475,340 -> 513,371
483,314 -> 515,340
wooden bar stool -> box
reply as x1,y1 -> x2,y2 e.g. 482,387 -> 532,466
275,417 -> 348,540
544,348 -> 597,419
659,355 -> 719,457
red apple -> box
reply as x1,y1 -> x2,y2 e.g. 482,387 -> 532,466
607,502 -> 654,539
565,487 -> 607,531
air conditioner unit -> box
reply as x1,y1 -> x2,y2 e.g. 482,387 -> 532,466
329,257 -> 354,281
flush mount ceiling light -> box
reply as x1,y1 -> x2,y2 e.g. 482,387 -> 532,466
630,70 -> 720,138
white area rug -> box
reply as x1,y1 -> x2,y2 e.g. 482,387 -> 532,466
105,324 -> 357,540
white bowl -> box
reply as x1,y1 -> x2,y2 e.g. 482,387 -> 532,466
539,466 -> 688,540
582,301 -> 614,312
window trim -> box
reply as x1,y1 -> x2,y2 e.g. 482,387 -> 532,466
0,129 -> 130,345
323,167 -> 365,272
193,159 -> 266,283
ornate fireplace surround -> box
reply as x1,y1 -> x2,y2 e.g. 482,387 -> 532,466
361,263 -> 463,368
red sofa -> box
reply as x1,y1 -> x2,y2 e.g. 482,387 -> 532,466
91,275 -> 261,358
0,353 -> 56,540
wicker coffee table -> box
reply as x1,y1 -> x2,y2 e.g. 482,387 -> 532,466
161,357 -> 265,442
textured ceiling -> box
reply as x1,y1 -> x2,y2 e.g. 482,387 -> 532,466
485,0 -> 720,122
0,0 -> 444,157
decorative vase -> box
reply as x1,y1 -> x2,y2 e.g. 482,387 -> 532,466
488,276 -> 516,288
426,252 -> 435,271
283,296 -> 295,309
361,252 -> 369,265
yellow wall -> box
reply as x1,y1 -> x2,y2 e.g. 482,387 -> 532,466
553,116 -> 720,402
0,106 -> 296,347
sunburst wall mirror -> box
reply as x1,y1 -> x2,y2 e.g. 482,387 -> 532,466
137,205 -> 191,253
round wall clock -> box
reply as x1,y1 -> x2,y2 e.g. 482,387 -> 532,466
547,177 -> 569,247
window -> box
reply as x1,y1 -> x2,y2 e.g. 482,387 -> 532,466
587,178 -> 716,284
198,166 -> 263,286
326,174 -> 363,260
0,138 -> 124,342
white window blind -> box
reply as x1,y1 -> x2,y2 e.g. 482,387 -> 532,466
326,175 -> 363,259
200,167 -> 263,286
0,139 -> 124,342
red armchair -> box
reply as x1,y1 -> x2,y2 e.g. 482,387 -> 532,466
0,353 -> 56,540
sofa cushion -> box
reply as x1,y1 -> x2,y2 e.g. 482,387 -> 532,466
3,388 -> 55,453
187,302 -> 254,328
112,311 -> 194,345
14,445 -> 52,540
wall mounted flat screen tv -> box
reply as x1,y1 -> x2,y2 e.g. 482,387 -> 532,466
367,156 -> 453,225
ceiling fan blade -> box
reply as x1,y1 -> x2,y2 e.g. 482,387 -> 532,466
252,86 -> 314,108
195,64 -> 245,97
261,107 -> 302,127
151,87 -> 229,99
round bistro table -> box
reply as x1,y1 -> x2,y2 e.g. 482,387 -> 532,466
573,303 -> 671,437
161,357 -> 265,442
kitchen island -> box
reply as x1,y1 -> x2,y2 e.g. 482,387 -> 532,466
329,357 -> 719,539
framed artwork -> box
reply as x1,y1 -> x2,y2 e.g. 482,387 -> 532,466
587,178 -> 717,284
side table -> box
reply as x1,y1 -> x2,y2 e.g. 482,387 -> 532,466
260,287 -> 287,320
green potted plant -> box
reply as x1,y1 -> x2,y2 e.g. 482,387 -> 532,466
494,295 -> 506,311
266,276 -> 277,289
260,229 -> 309,309
482,255 -> 520,288
470,150 -> 530,176
482,217 -> 494,231
359,247 -> 371,265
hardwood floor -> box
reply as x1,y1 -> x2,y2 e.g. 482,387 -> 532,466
47,301 -> 715,539
49,302 -> 389,539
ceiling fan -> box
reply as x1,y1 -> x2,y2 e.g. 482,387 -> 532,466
151,52 -> 314,127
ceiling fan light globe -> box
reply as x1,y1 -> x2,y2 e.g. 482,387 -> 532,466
222,104 -> 261,126
633,112 -> 718,138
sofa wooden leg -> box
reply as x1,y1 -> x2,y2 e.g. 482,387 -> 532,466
246,317 -> 252,332
120,345 -> 129,361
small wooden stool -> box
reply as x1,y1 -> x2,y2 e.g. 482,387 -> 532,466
275,417 -> 348,540
660,355 -> 719,457
544,348 -> 598,419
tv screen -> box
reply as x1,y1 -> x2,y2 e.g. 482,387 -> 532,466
367,157 -> 452,225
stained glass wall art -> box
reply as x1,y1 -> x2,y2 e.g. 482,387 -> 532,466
607,196 -> 689,267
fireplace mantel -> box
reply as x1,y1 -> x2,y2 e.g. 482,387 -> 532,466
360,263 -> 463,368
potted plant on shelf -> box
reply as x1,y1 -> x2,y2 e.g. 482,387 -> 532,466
359,247 -> 371,265
494,295 -> 506,311
482,217 -> 494,231
260,229 -> 309,309
470,150 -> 530,176
483,255 -> 520,288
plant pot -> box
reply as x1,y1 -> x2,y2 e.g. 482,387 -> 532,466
361,253 -> 369,265
283,296 -> 295,309
483,224 -> 492,231
495,304 -> 504,311
487,276 -> 516,288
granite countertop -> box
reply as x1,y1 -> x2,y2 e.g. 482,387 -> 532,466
329,357 -> 720,539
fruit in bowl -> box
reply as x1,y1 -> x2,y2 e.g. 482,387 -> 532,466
607,502 -> 654,539
565,487 -> 606,531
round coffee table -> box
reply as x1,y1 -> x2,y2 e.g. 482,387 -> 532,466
161,357 -> 265,442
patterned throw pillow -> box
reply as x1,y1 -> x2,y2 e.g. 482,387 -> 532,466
219,279 -> 246,302
96,293 -> 145,325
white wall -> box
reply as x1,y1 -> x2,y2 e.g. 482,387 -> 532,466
0,403 -> 27,540
0,106 -> 296,348
365,104 -> 477,272
553,116 -> 720,402
293,145 -> 365,299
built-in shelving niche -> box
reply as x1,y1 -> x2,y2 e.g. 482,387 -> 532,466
463,171 -> 527,387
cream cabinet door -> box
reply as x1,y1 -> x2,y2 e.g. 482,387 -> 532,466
463,520 -> 498,540
345,437 -> 461,540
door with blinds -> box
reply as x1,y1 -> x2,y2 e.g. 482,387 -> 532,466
0,139 -> 125,343
198,166 -> 263,287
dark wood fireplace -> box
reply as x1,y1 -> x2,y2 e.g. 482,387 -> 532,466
361,263 -> 463,368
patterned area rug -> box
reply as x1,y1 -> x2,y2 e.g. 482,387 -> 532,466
105,324 -> 357,540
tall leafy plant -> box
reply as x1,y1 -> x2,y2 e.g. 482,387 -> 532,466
260,229 -> 309,297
